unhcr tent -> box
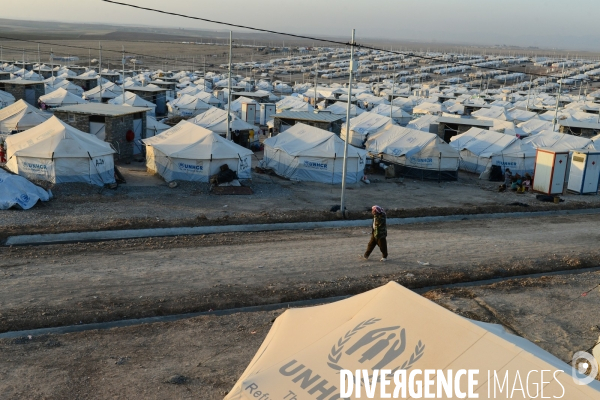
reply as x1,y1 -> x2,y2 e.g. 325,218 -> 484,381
370,104 -> 411,125
450,127 -> 517,174
191,107 -> 256,136
168,94 -> 211,117
261,123 -> 366,184
341,112 -> 396,147
366,126 -> 459,180
5,116 -> 116,186
0,100 -> 51,134
226,281 -> 600,400
142,120 -> 252,182
146,116 -> 170,138
490,131 -> 592,175
38,88 -> 87,110
0,90 -> 15,109
108,91 -> 157,116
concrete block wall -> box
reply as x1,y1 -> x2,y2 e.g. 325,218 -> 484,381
53,111 -> 91,133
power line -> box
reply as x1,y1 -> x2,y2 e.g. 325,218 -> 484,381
100,0 -> 595,83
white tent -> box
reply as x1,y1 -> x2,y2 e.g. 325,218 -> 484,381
450,127 -> 517,173
83,85 -> 121,102
45,79 -> 85,96
341,112 -> 396,147
276,96 -> 313,113
142,120 -> 252,182
38,88 -> 87,109
517,118 -> 553,136
370,104 -> 412,125
168,94 -> 211,117
191,107 -> 256,136
261,123 -> 366,184
5,116 -> 116,186
0,90 -> 15,109
108,91 -> 157,116
490,131 -> 593,175
226,281 -> 600,400
324,101 -> 363,118
193,91 -> 223,108
366,126 -> 459,179
412,101 -> 444,115
406,114 -> 439,132
146,116 -> 170,138
0,100 -> 51,134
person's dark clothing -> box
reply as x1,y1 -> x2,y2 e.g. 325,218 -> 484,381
365,212 -> 388,258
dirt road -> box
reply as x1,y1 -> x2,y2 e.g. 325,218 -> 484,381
1,213 -> 599,334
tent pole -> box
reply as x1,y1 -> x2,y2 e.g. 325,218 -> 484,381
340,29 -> 355,218
226,31 -> 232,141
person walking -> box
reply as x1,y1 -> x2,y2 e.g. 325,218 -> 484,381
363,205 -> 388,261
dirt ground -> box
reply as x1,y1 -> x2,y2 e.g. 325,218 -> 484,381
2,163 -> 600,241
0,270 -> 598,400
1,213 -> 600,334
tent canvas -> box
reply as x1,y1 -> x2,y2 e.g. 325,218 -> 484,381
5,116 -> 115,186
0,99 -> 51,134
261,123 -> 366,184
38,88 -> 87,109
341,112 -> 396,147
108,91 -> 157,116
226,281 -> 600,400
450,127 -> 517,174
191,107 -> 256,136
0,168 -> 52,210
366,126 -> 459,179
142,120 -> 252,182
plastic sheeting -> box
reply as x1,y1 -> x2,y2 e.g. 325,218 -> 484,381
0,168 -> 51,210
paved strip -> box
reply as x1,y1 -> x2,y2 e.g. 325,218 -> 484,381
1,265 -> 598,340
4,208 -> 600,246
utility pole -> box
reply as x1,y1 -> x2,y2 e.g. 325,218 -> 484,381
390,64 -> 396,120
314,62 -> 318,108
122,45 -> 126,105
226,31 -> 233,141
99,42 -> 103,99
340,29 -> 356,218
552,65 -> 565,132
526,75 -> 533,111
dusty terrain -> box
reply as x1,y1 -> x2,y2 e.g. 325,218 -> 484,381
0,270 -> 598,400
3,165 -> 600,241
1,213 -> 600,333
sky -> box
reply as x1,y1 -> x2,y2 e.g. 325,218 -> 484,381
3,0 -> 599,51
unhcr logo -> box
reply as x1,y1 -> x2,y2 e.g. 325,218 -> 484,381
304,161 -> 328,170
178,162 -> 203,172
23,162 -> 48,171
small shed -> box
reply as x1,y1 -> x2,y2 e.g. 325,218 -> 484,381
54,103 -> 150,159
0,80 -> 45,106
125,86 -> 168,116
437,116 -> 493,143
559,119 -> 600,138
272,110 -> 344,135
149,80 -> 176,98
0,71 -> 11,81
67,76 -> 100,91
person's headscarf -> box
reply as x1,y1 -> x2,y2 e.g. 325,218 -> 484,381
372,205 -> 385,215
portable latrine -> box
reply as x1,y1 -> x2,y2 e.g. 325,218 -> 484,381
567,150 -> 600,194
241,103 -> 257,125
533,148 -> 569,195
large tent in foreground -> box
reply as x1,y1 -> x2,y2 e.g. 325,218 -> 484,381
5,116 -> 116,186
261,123 -> 366,184
142,120 -> 252,182
226,281 -> 600,400
366,126 -> 459,180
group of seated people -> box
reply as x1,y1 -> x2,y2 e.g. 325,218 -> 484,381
500,168 -> 532,193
